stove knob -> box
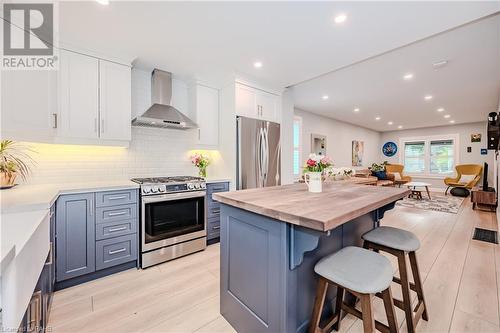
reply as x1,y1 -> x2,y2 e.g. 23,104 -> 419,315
158,186 -> 166,193
188,183 -> 195,190
195,183 -> 201,189
151,186 -> 158,193
201,183 -> 206,189
143,187 -> 151,194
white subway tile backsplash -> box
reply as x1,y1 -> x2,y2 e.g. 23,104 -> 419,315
24,127 -> 202,185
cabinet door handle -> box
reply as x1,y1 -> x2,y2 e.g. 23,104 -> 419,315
109,248 -> 127,255
211,208 -> 220,214
212,225 -> 221,230
108,211 -> 127,217
211,186 -> 226,191
108,226 -> 127,233
90,199 -> 94,216
108,195 -> 127,200
52,113 -> 58,128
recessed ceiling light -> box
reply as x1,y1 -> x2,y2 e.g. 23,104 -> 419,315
375,116 -> 381,121
433,60 -> 449,69
354,108 -> 360,112
437,108 -> 445,112
424,95 -> 433,101
403,73 -> 414,80
322,95 -> 329,100
388,121 -> 393,125
334,14 -> 347,24
253,61 -> 263,68
449,120 -> 455,124
444,114 -> 451,119
398,125 -> 403,129
95,0 -> 109,4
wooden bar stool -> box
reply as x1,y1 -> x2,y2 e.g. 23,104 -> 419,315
309,246 -> 399,333
362,226 -> 428,333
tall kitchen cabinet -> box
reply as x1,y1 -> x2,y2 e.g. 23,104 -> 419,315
191,83 -> 220,148
59,50 -> 131,143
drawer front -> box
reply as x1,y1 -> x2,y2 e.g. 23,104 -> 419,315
207,182 -> 229,196
96,204 -> 137,224
96,189 -> 137,207
96,234 -> 137,271
207,218 -> 220,240
207,203 -> 221,219
96,219 -> 137,240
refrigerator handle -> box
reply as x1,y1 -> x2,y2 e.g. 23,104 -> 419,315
263,127 -> 270,185
237,117 -> 242,190
256,127 -> 262,187
259,127 -> 266,187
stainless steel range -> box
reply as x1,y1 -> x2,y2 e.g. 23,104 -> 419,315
131,176 -> 207,268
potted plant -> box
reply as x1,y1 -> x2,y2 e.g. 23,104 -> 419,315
303,154 -> 332,193
190,153 -> 210,178
0,140 -> 34,188
370,161 -> 388,180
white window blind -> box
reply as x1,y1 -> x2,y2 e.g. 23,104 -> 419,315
430,140 -> 454,174
404,141 -> 425,173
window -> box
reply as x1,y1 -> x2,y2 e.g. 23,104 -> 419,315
430,140 -> 454,174
404,142 -> 425,173
293,116 -> 302,179
400,135 -> 458,177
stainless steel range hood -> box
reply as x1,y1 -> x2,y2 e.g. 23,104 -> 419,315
132,69 -> 198,129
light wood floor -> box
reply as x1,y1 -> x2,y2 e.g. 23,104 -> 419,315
49,194 -> 499,333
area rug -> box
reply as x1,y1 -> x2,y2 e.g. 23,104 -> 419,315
396,195 -> 465,214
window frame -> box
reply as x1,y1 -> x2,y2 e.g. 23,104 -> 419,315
398,134 -> 460,178
293,116 -> 303,181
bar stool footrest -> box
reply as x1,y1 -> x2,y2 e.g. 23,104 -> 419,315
340,303 -> 391,333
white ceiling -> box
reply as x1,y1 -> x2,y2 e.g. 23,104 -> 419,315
292,14 -> 500,132
58,1 -> 499,89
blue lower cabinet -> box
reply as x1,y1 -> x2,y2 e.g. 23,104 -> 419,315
96,234 -> 137,270
206,182 -> 229,241
55,189 -> 139,288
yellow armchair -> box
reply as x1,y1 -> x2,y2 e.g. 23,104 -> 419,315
444,164 -> 482,195
385,164 -> 412,184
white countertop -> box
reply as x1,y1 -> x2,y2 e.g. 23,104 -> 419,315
1,209 -> 49,270
1,180 -> 139,214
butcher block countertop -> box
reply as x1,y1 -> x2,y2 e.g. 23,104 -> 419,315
212,182 -> 410,232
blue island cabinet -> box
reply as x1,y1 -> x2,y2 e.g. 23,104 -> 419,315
219,203 -> 396,333
55,189 -> 139,289
206,181 -> 230,243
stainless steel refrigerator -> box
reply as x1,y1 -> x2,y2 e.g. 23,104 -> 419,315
237,116 -> 281,190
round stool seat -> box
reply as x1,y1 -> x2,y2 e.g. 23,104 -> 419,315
314,246 -> 393,294
362,226 -> 420,252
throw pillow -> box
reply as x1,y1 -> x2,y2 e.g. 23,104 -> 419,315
388,172 -> 402,180
459,174 -> 476,184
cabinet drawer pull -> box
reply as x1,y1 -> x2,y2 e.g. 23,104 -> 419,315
211,186 -> 226,191
109,248 -> 127,255
52,113 -> 58,129
108,211 -> 127,217
212,225 -> 221,230
211,208 -> 220,214
108,195 -> 127,200
109,226 -> 127,232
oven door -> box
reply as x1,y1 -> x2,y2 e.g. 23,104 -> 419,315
141,191 -> 206,252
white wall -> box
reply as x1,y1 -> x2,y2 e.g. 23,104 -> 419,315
281,89 -> 295,185
294,108 -> 381,168
380,121 -> 493,188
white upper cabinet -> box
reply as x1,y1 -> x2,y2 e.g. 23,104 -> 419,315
59,50 -> 100,139
194,84 -> 219,147
99,60 -> 131,141
1,70 -> 58,141
234,82 -> 280,123
58,50 -> 131,145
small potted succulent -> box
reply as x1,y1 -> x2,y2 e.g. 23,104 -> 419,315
0,140 -> 34,188
190,153 -> 210,178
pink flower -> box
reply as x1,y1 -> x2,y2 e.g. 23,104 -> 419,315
320,156 -> 331,166
306,159 -> 317,167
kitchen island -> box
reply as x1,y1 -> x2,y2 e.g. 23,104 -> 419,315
213,182 -> 410,333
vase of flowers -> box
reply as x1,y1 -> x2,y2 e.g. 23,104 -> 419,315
303,154 -> 332,193
0,140 -> 34,188
190,153 -> 210,178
